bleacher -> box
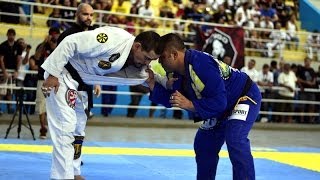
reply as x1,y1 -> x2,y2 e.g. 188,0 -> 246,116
0,0 -> 319,122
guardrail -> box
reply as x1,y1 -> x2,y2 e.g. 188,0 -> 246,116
0,0 -> 319,60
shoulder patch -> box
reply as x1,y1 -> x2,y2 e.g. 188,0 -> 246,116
96,33 -> 108,43
98,60 -> 111,70
109,53 -> 120,62
218,60 -> 231,80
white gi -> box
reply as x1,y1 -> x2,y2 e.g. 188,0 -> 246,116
41,26 -> 150,179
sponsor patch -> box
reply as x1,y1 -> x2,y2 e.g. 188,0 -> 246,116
96,33 -> 108,43
228,104 -> 249,121
109,53 -> 120,62
98,60 -> 111,69
65,89 -> 77,109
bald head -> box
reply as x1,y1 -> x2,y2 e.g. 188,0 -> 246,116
76,3 -> 94,29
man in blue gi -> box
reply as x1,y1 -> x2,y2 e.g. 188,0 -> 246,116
146,33 -> 262,180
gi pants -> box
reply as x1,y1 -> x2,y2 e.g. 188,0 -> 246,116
45,70 -> 88,179
194,84 -> 261,180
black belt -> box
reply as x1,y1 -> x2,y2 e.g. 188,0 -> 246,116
64,62 -> 93,112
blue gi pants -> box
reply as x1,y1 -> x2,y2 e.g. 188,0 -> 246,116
194,85 -> 261,180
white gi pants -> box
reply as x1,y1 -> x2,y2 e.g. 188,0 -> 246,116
46,70 -> 88,179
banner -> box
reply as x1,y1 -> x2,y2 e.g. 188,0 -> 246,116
197,26 -> 245,69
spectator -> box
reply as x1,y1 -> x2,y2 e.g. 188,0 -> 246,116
60,0 -> 76,30
16,38 -> 31,87
246,30 -> 265,56
305,30 -> 320,61
296,57 -> 317,123
212,4 -> 229,24
35,27 -> 60,139
0,2 -> 20,24
125,16 -> 136,35
259,16 -> 274,39
286,14 -> 299,50
0,28 -> 22,114
260,1 -> 278,23
234,2 -> 254,27
257,64 -> 274,122
272,0 -> 291,27
277,63 -> 297,123
265,22 -> 287,58
23,51 -> 41,115
47,8 -> 64,30
110,0 -> 130,24
101,85 -> 117,117
127,85 -> 149,118
240,59 -> 259,82
159,0 -> 175,24
138,0 -> 158,30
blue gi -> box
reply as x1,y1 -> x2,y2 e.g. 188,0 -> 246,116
149,49 -> 262,180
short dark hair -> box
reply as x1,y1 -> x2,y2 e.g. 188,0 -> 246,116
157,33 -> 185,54
7,28 -> 16,36
134,31 -> 160,53
49,27 -> 60,35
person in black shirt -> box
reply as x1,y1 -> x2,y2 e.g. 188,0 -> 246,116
0,28 -> 22,114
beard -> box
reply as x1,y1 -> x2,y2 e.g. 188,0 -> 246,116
79,20 -> 91,28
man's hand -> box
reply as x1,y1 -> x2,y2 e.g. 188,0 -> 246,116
93,85 -> 101,97
42,75 -> 59,97
145,68 -> 155,90
166,77 -> 178,90
169,90 -> 195,112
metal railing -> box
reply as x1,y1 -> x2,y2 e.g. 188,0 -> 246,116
0,0 -> 318,60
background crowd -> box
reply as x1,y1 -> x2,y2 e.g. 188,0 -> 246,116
0,0 -> 319,124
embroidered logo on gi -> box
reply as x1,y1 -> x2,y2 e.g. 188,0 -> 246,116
96,33 -> 108,43
218,60 -> 231,80
65,89 -> 78,109
98,60 -> 111,69
109,53 -> 120,62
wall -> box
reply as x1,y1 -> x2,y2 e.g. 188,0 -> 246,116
300,0 -> 320,32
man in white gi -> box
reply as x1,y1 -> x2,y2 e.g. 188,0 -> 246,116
41,26 -> 161,179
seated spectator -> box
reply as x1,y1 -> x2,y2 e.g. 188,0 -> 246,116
110,0 -> 130,24
47,8 -> 63,29
305,30 -> 320,61
259,16 -> 274,39
246,30 -> 265,56
60,0 -> 76,30
125,16 -> 136,35
286,14 -> 299,50
234,2 -> 254,27
272,0 -> 291,27
0,2 -> 20,24
212,4 -> 229,24
159,0 -> 175,19
138,0 -> 158,29
260,1 -> 278,23
265,22 -> 287,58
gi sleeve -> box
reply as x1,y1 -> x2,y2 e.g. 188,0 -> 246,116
149,82 -> 172,108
